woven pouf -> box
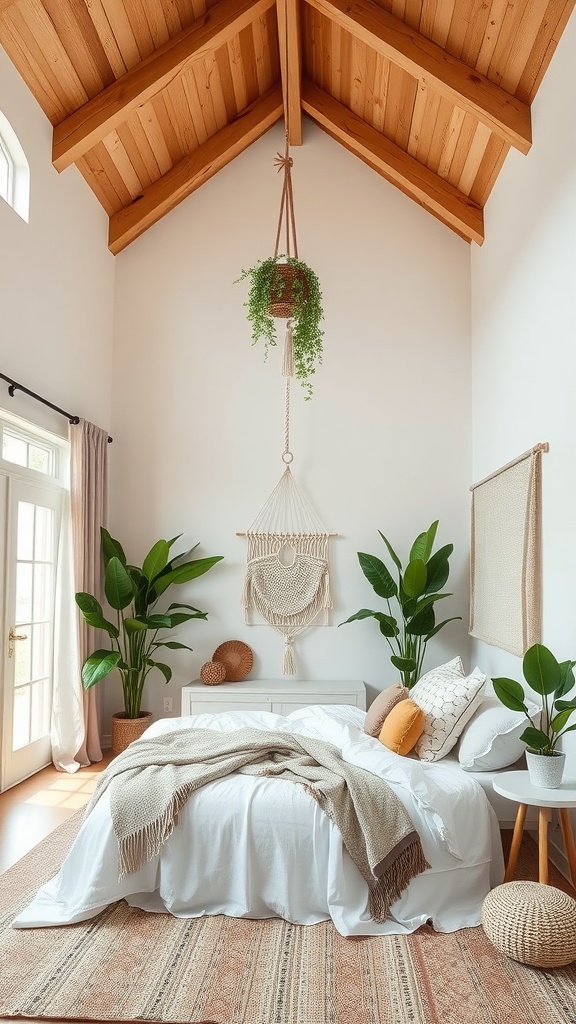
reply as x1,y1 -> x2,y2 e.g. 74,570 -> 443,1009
482,881 -> 576,968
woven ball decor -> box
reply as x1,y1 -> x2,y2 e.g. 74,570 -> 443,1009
200,661 -> 227,685
482,881 -> 576,967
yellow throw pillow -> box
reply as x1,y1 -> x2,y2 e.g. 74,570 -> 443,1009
378,699 -> 425,756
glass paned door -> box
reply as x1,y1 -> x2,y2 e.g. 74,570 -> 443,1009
1,478 -> 61,789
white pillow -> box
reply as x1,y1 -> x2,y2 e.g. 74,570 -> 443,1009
458,696 -> 541,771
411,658 -> 486,762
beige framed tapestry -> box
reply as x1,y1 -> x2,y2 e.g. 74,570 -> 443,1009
469,443 -> 547,656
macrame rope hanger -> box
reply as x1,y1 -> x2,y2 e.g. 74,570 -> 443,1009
237,12 -> 337,674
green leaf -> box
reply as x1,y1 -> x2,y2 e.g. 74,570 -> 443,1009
423,545 -> 453,594
377,531 -> 402,573
167,602 -> 206,613
520,726 -> 550,750
375,613 -> 400,638
100,527 -> 126,567
142,539 -> 170,582
83,612 -> 119,638
152,556 -> 223,596
339,608 -> 379,625
410,521 -> 438,564
75,592 -> 103,616
104,556 -> 134,611
153,641 -> 194,651
551,708 -> 576,732
124,617 -> 148,633
164,611 -> 206,627
357,552 -> 397,600
81,650 -> 121,689
411,592 -> 450,617
146,659 -> 173,684
556,660 -> 576,698
391,655 -> 417,672
492,677 -> 529,714
406,605 -> 435,636
137,614 -> 172,629
523,644 -> 560,696
403,558 -> 427,599
555,698 -> 576,712
424,615 -> 461,640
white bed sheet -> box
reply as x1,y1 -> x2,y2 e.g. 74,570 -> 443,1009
13,704 -> 504,935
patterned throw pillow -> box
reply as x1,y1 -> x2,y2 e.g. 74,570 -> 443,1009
411,658 -> 486,762
378,699 -> 425,756
364,684 -> 409,737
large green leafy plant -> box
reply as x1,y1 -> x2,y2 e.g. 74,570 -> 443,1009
75,528 -> 223,718
493,644 -> 576,754
236,254 -> 324,399
340,521 -> 461,689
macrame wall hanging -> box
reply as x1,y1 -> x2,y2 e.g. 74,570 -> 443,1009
238,76 -> 336,675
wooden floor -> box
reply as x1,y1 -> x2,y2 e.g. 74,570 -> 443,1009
0,755 -> 113,873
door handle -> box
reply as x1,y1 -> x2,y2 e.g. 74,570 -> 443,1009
8,626 -> 28,658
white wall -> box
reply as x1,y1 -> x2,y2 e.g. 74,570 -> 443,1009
110,120 -> 472,724
471,13 -> 576,792
0,46 -> 115,439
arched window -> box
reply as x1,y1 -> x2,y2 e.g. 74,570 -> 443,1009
0,111 -> 30,222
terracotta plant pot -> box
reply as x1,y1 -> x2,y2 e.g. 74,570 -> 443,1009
111,711 -> 153,756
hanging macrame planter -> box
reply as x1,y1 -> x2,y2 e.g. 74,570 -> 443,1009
238,127 -> 335,675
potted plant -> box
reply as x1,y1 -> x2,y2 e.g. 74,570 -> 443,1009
75,527 -> 223,753
236,254 -> 324,399
492,644 -> 576,787
340,520 -> 461,689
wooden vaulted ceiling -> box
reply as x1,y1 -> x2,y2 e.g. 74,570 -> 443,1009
0,0 -> 573,252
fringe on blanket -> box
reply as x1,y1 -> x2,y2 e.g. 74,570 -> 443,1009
368,839 -> 431,923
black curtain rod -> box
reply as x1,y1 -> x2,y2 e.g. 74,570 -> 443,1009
0,372 -> 113,443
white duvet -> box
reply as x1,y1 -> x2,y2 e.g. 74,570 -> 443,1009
13,704 -> 504,935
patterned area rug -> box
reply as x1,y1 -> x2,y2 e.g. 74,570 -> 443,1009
0,813 -> 575,1024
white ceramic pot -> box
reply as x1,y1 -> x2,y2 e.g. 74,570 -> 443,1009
526,749 -> 566,789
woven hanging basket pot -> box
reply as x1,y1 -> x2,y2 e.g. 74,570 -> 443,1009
111,711 -> 153,755
268,264 -> 309,319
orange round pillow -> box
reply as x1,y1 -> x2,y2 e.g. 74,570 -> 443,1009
378,699 -> 425,756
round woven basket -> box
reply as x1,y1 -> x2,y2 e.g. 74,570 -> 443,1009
268,264 -> 308,319
212,640 -> 253,682
482,881 -> 576,967
111,711 -> 153,756
200,660 -> 227,685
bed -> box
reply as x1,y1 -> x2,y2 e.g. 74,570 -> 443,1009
12,703 -> 504,935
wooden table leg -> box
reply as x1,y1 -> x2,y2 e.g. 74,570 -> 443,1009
559,808 -> 576,889
505,803 -> 527,882
539,806 -> 551,884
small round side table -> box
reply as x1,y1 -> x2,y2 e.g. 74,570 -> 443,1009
493,770 -> 576,886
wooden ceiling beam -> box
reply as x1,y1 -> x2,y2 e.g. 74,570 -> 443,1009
302,79 -> 484,244
108,86 -> 283,254
52,0 -> 276,172
305,0 -> 532,155
276,0 -> 303,145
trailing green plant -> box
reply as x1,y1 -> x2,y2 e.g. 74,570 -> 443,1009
75,527 -> 223,718
340,520 -> 461,689
236,254 -> 324,399
492,643 -> 576,755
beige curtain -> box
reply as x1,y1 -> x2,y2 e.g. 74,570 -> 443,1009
70,419 -> 108,764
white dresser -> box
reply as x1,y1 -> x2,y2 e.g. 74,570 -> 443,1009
180,678 -> 366,717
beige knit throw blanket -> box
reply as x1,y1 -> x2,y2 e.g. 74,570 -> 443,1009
86,727 -> 430,923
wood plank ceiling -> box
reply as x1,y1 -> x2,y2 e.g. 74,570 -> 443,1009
0,0 -> 573,251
